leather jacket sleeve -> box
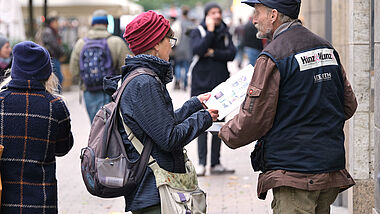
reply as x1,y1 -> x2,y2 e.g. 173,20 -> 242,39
219,55 -> 280,149
340,66 -> 357,120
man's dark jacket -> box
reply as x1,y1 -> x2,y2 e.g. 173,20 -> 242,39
241,21 -> 263,51
190,20 -> 236,96
261,24 -> 347,173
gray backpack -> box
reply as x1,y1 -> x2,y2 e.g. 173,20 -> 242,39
80,68 -> 156,198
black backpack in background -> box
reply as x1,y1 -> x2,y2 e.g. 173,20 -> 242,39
80,68 -> 156,198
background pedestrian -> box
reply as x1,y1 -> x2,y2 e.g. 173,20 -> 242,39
190,2 -> 236,176
233,18 -> 245,68
0,35 -> 12,81
42,16 -> 65,90
0,41 -> 74,214
69,9 -> 130,123
171,6 -> 195,91
241,14 -> 263,66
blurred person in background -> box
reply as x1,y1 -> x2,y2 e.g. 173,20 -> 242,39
42,17 -> 65,90
69,10 -> 130,123
168,15 -> 177,80
0,41 -> 73,214
233,18 -> 245,68
241,14 -> 263,66
0,35 -> 12,80
171,6 -> 195,91
190,2 -> 236,176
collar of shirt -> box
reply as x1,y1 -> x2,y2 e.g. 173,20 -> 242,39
273,19 -> 302,40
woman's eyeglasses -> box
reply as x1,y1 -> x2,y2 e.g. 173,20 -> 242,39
166,36 -> 177,48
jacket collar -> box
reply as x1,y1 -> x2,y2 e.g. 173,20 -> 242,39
87,25 -> 111,39
5,79 -> 46,91
273,19 -> 302,40
121,54 -> 173,84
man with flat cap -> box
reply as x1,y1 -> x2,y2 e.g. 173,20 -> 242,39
218,0 -> 357,213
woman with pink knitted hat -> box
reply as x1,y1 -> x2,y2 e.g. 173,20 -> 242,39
103,10 -> 218,213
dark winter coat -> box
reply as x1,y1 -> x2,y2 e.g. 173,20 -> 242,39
42,27 -> 64,59
104,54 -> 213,211
0,79 -> 74,214
190,20 -> 236,96
241,22 -> 263,51
173,18 -> 195,61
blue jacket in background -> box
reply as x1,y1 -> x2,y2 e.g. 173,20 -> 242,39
190,20 -> 236,96
103,55 -> 213,211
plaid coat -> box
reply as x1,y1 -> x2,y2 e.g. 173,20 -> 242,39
0,79 -> 74,214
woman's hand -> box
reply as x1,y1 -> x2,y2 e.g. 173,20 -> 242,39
198,93 -> 211,103
198,93 -> 211,109
207,109 -> 219,121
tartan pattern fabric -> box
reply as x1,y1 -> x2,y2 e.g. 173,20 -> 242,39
0,79 -> 74,214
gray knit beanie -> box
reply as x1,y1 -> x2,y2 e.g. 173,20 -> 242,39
0,35 -> 9,49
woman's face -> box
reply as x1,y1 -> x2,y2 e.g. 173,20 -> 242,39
0,42 -> 11,58
156,37 -> 172,62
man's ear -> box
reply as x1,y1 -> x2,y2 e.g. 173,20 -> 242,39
271,9 -> 278,23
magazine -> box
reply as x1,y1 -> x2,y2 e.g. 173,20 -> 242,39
204,64 -> 255,120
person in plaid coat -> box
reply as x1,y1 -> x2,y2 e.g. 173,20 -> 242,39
0,41 -> 74,214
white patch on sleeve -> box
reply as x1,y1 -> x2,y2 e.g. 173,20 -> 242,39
295,48 -> 338,71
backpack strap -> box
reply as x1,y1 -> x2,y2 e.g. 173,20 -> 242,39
116,68 -> 163,168
119,110 -> 157,169
188,25 -> 207,75
112,67 -> 159,103
198,25 -> 206,38
105,67 -> 158,150
104,68 -> 157,184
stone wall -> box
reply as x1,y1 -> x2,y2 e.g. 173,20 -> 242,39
374,0 -> 380,212
302,0 -> 376,213
346,0 -> 375,213
299,0 -> 326,38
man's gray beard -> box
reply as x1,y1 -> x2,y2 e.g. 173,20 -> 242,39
255,24 -> 272,40
256,30 -> 272,40
256,32 -> 266,39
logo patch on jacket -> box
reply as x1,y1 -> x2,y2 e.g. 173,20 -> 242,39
295,48 -> 338,71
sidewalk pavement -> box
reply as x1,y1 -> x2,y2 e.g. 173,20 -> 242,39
57,62 -> 347,214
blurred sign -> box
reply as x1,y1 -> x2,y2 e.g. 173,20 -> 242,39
0,0 -> 26,41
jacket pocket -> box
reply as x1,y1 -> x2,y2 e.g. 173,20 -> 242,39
243,86 -> 261,112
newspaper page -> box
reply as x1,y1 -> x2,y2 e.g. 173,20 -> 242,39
204,64 -> 255,120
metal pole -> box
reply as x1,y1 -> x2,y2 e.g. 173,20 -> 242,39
44,0 -> 48,20
29,0 -> 34,38
325,0 -> 332,43
370,0 -> 374,70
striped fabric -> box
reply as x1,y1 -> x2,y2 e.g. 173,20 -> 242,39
0,79 -> 73,214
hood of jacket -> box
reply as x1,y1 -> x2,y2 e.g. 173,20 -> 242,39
103,54 -> 173,95
87,25 -> 112,39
